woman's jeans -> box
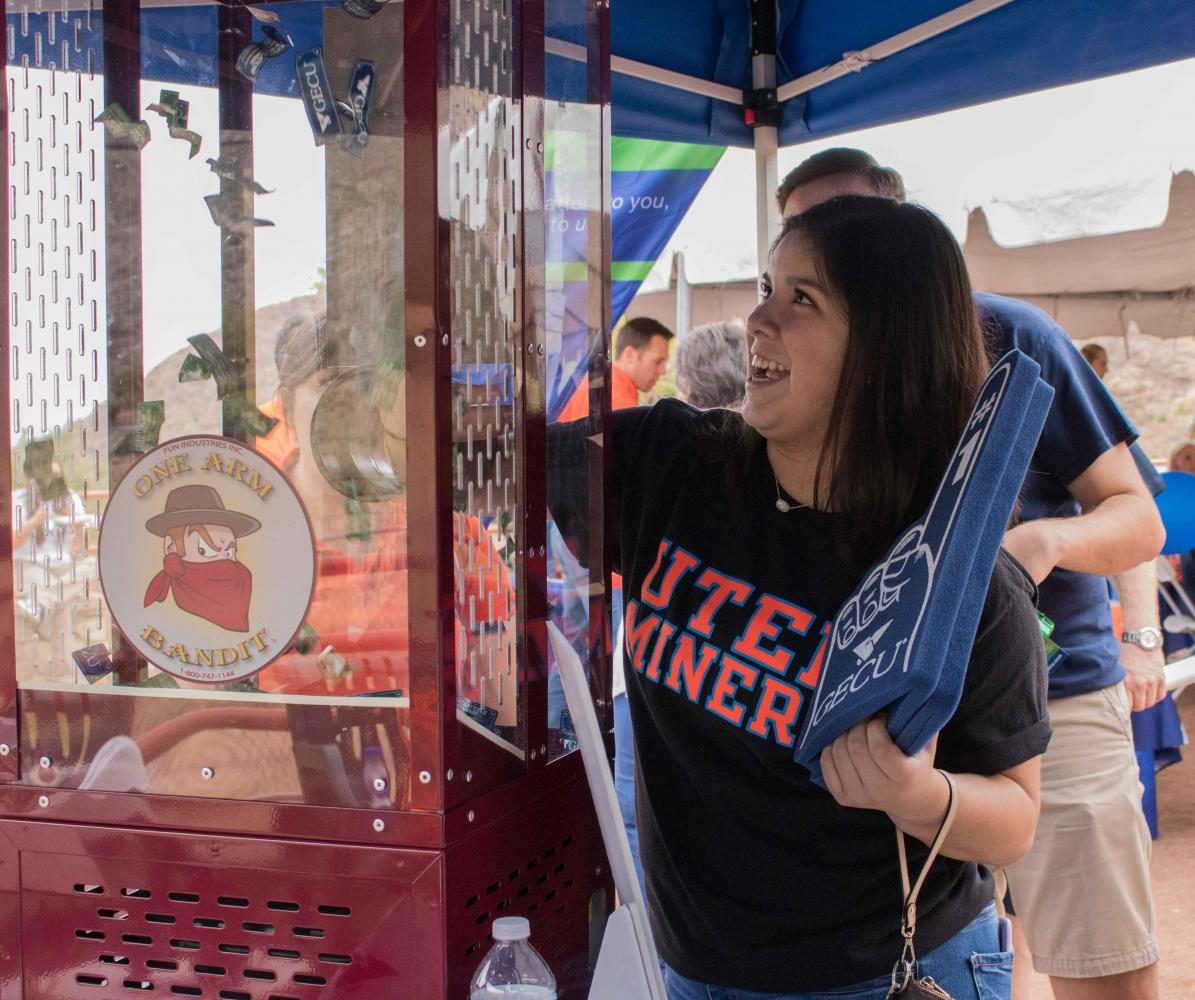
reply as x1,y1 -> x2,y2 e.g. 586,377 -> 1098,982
612,692 -> 647,895
662,902 -> 1012,1000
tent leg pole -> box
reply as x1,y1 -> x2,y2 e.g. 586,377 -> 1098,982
675,250 -> 691,340
750,7 -> 779,274
754,127 -> 778,273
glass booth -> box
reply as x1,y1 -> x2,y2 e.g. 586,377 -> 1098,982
0,1 -> 614,997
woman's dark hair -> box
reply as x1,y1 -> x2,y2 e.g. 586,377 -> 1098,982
770,195 -> 989,570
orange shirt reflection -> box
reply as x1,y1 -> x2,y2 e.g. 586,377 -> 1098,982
254,406 -> 513,720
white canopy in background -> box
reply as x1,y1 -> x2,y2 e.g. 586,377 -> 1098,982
964,171 -> 1195,340
634,55 -> 1195,342
634,170 -> 1195,342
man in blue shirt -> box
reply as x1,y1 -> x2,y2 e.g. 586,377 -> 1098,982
779,149 -> 1166,1000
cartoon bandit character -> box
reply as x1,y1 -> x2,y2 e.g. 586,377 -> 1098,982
143,484 -> 261,632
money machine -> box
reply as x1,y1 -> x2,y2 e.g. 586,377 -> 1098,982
0,1 -> 615,996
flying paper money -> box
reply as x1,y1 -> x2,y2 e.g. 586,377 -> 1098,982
146,91 -> 203,159
236,25 -> 291,82
204,192 -> 275,234
94,103 -> 151,150
205,154 -> 273,194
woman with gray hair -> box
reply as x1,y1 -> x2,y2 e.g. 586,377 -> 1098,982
675,319 -> 749,409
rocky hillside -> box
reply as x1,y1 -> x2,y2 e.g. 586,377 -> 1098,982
141,292 -> 1188,468
144,294 -> 325,444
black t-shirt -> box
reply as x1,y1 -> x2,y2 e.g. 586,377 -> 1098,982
552,399 -> 1051,993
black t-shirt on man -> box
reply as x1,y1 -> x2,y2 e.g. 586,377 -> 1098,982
552,399 -> 1051,993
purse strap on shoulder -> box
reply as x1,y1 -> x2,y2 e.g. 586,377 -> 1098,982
897,770 -> 958,939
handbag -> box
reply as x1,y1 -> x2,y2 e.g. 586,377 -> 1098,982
888,771 -> 959,999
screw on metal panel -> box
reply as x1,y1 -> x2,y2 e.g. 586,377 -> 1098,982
530,749 -> 537,760
536,344 -> 545,355
540,745 -> 547,756
468,810 -> 476,823
536,142 -> 544,154
465,770 -> 473,783
526,343 -> 534,353
39,755 -> 51,768
446,769 -> 454,781
442,334 -> 449,346
414,334 -> 427,347
200,767 -> 214,780
37,795 -> 49,808
418,770 -> 432,785
373,818 -> 385,832
373,777 -> 387,791
0,744 -> 9,756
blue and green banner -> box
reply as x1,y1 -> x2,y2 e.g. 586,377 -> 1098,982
546,136 -> 724,420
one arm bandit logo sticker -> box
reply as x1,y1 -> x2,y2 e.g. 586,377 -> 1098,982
799,358 -> 1017,752
99,436 -> 316,684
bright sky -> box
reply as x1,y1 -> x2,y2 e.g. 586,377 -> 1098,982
646,55 -> 1195,289
13,51 -> 1195,420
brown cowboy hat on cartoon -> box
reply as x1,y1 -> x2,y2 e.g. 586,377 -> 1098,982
144,485 -> 261,632
145,484 -> 261,537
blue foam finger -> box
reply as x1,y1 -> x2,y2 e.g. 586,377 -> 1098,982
890,378 -> 1054,756
796,351 -> 1053,784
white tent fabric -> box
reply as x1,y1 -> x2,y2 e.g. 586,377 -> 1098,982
965,172 -> 1195,340
631,171 -> 1195,342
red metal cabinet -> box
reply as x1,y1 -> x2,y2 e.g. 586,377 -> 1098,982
0,2 -> 614,996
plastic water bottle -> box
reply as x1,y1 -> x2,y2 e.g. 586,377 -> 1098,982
468,916 -> 557,998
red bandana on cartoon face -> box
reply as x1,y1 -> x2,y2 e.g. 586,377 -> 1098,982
144,553 -> 253,632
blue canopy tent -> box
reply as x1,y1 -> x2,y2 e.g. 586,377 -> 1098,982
590,0 -> 1195,267
607,0 -> 1195,147
16,1 -> 1195,152
15,0 -> 1195,265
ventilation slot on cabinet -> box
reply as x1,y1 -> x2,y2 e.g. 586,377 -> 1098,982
459,833 -> 582,958
55,873 -> 362,994
76,974 -> 107,987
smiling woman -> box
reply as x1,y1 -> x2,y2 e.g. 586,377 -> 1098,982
549,193 -> 1049,999
752,197 -> 988,571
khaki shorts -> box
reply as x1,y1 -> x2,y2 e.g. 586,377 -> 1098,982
1004,682 -> 1158,979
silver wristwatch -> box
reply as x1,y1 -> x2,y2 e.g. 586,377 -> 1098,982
1121,627 -> 1163,651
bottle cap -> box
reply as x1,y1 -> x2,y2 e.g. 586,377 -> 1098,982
492,916 -> 530,942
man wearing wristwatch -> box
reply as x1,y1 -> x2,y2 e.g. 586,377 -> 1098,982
1123,626 -> 1164,652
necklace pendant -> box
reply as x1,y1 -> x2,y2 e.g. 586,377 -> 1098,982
775,497 -> 791,513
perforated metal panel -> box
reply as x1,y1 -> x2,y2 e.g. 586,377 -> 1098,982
7,2 -> 109,685
447,0 -> 521,742
5,819 -> 445,999
444,774 -> 610,999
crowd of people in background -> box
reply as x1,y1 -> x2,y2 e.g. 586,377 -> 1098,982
598,149 -> 1173,1000
10,140 -> 1184,1000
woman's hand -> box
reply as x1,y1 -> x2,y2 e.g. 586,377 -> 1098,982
820,718 -> 949,833
822,717 -> 1042,863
